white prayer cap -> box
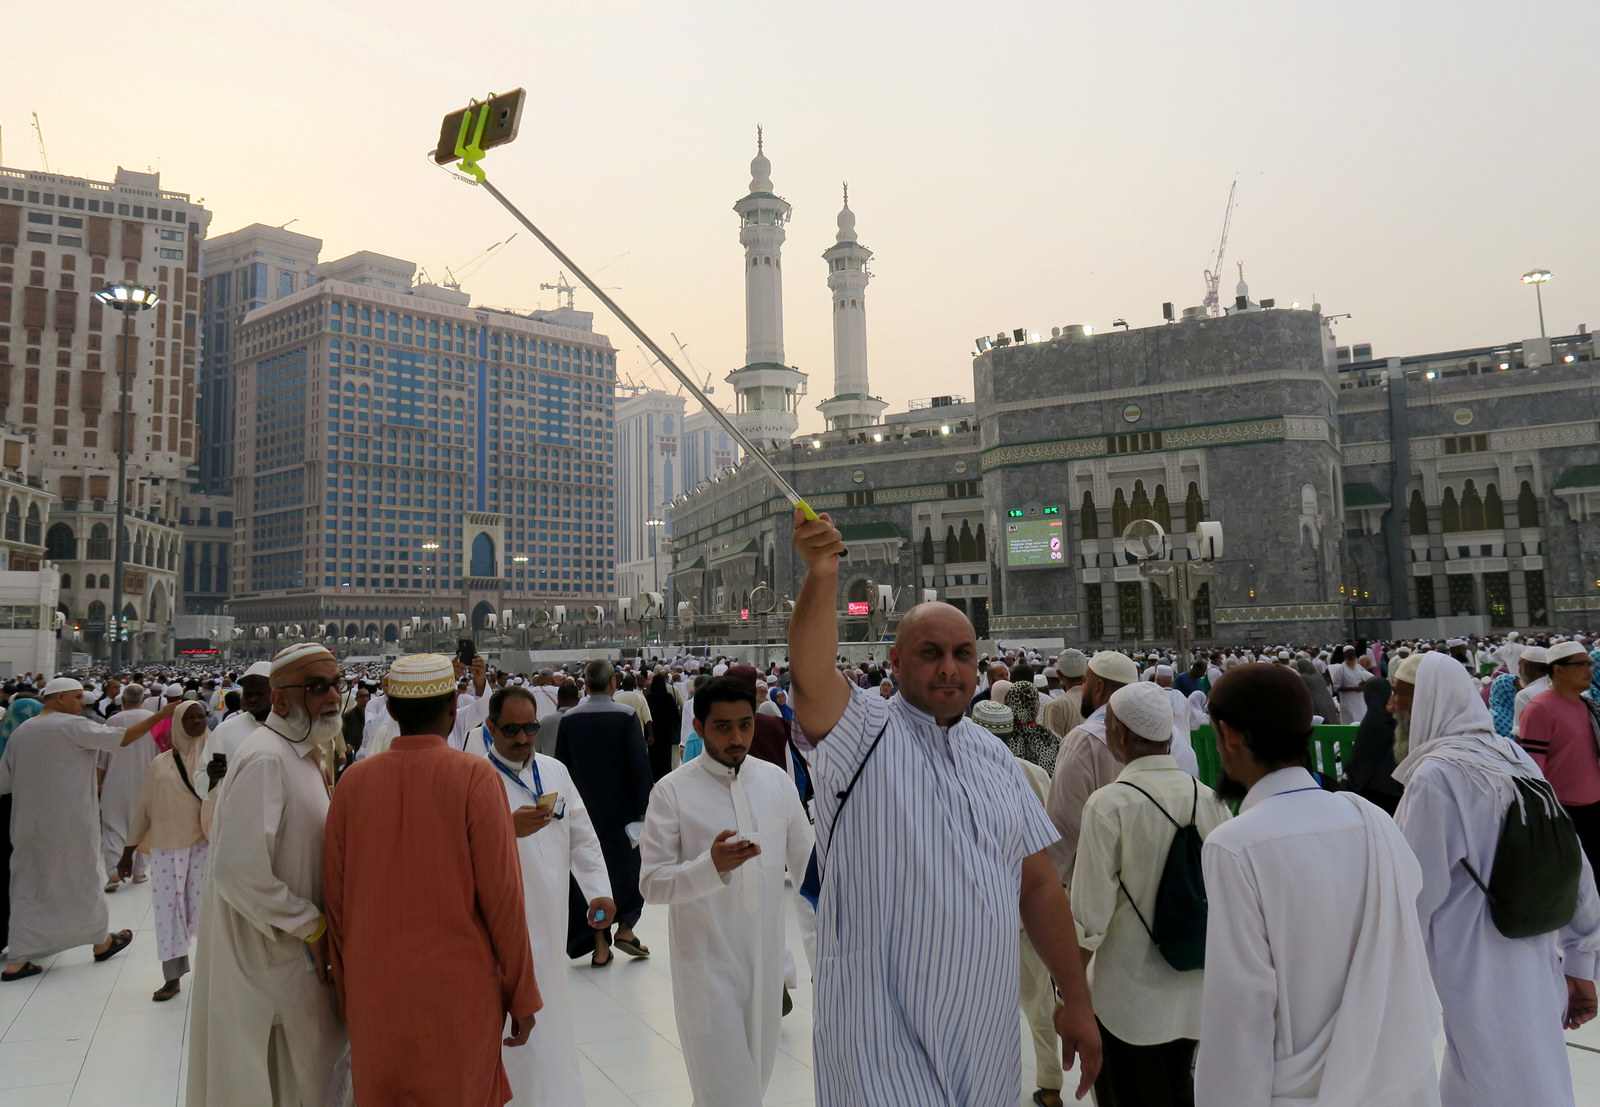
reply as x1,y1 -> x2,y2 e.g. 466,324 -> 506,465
1057,649 -> 1089,678
1155,664 -> 1174,678
1446,637 -> 1468,648
164,683 -> 184,698
386,654 -> 457,699
1520,645 -> 1548,665
1108,682 -> 1176,744
1277,650 -> 1292,661
40,676 -> 84,698
1391,652 -> 1424,687
1547,641 -> 1587,665
243,661 -> 273,680
1088,651 -> 1138,686
988,679 -> 1013,703
1033,675 -> 1049,689
972,699 -> 1014,735
1507,631 -> 1521,640
270,643 -> 337,685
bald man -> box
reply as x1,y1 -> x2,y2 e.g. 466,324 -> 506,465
789,510 -> 1100,1104
187,644 -> 347,1106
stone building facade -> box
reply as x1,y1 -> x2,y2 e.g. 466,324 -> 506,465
1,165 -> 210,662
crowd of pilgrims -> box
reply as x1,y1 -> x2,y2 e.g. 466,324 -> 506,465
0,523 -> 1598,1106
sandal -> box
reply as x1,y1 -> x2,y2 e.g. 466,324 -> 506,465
612,934 -> 650,958
1,962 -> 42,982
94,929 -> 133,963
1032,1091 -> 1064,1107
152,979 -> 181,1002
591,948 -> 613,967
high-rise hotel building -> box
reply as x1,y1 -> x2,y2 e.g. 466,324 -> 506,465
0,165 -> 211,661
228,251 -> 618,643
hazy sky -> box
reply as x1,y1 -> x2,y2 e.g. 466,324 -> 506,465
6,0 -> 1596,433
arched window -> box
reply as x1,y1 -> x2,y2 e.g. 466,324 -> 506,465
1153,485 -> 1171,530
88,600 -> 106,621
46,522 -> 76,560
957,521 -> 977,562
1461,481 -> 1485,531
921,528 -> 935,565
1409,490 -> 1429,536
944,526 -> 959,563
60,573 -> 72,589
1130,481 -> 1152,523
1111,489 -> 1130,536
1440,488 -> 1461,533
3,499 -> 18,541
100,574 -> 111,589
24,504 -> 40,546
1184,483 -> 1204,531
88,524 -> 112,560
1518,483 -> 1540,527
470,532 -> 496,577
1080,491 -> 1099,540
1484,484 -> 1505,530
133,534 -> 146,565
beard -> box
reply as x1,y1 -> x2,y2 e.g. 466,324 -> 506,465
1080,682 -> 1100,716
1213,769 -> 1248,805
286,700 -> 345,746
1393,711 -> 1411,762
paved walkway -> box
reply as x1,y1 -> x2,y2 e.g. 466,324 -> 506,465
4,879 -> 1600,1104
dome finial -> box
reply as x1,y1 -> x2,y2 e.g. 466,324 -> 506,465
747,127 -> 773,192
757,124 -> 763,155
842,181 -> 849,208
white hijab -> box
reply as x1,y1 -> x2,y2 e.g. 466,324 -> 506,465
1392,651 -> 1538,801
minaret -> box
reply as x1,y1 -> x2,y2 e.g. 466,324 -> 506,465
817,184 -> 888,431
726,128 -> 805,448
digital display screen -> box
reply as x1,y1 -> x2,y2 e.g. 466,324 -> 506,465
1006,518 -> 1065,567
847,601 -> 871,616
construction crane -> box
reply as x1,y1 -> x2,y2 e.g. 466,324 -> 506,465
1201,180 -> 1237,318
671,332 -> 715,395
31,113 -> 49,173
541,265 -> 621,311
442,234 -> 517,289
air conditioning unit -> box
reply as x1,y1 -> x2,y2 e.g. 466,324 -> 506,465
1195,520 -> 1224,561
552,606 -> 567,624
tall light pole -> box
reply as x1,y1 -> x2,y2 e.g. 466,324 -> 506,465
1521,269 -> 1552,339
646,517 -> 666,646
94,282 -> 160,669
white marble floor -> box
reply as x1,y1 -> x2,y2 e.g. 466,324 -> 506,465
3,879 -> 1600,1105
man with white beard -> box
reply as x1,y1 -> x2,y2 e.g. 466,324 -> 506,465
1392,651 -> 1600,1106
186,643 -> 347,1106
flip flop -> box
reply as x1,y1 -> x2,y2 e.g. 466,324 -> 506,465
612,935 -> 650,958
152,980 -> 181,1002
1,962 -> 41,982
94,930 -> 133,963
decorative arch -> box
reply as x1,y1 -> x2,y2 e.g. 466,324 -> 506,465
383,623 -> 400,642
1184,483 -> 1204,531
1080,491 -> 1099,540
1409,490 -> 1429,536
921,528 -> 935,565
1460,480 -> 1485,531
60,573 -> 72,589
1440,488 -> 1461,533
470,532 -> 497,578
24,503 -> 40,546
1111,488 -> 1130,536
944,526 -> 959,563
46,522 -> 76,560
1152,485 -> 1171,531
3,498 -> 18,541
957,520 -> 977,562
88,524 -> 112,560
344,622 -> 360,637
471,602 -> 495,632
1485,484 -> 1505,529
1518,482 -> 1540,527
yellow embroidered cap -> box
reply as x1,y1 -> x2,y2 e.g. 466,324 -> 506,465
386,654 -> 458,699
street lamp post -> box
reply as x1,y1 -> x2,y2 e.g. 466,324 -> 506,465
1521,269 -> 1552,339
646,517 -> 666,646
93,282 -> 160,670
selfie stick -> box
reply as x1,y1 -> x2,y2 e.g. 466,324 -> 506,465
448,101 -> 826,527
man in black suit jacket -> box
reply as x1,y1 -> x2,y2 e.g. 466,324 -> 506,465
556,658 -> 654,964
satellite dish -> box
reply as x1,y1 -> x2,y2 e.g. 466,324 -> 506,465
1121,518 -> 1167,560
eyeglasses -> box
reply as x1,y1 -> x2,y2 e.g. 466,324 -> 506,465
492,721 -> 540,738
281,678 -> 348,697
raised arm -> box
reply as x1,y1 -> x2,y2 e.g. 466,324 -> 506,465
119,701 -> 181,747
789,508 -> 853,740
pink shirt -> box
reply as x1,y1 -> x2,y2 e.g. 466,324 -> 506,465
1519,691 -> 1600,806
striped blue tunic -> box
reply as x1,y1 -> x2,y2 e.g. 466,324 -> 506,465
810,688 -> 1060,1105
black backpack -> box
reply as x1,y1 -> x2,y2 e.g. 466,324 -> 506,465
1462,775 -> 1581,939
1117,777 -> 1208,972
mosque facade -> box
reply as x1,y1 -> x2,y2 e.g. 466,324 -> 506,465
665,140 -> 1600,646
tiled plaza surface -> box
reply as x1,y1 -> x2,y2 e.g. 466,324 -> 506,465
3,879 -> 1599,1105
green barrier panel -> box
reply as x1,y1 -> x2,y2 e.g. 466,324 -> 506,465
1189,725 -> 1359,791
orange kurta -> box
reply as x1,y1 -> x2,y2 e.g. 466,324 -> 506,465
324,734 -> 540,1106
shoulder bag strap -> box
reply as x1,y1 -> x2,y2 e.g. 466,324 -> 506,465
827,721 -> 891,841
1118,780 -> 1181,830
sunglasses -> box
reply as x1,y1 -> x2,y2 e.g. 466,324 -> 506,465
280,679 -> 349,697
493,721 -> 540,738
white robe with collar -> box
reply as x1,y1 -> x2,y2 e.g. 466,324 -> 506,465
465,728 -> 610,1105
638,752 -> 817,1107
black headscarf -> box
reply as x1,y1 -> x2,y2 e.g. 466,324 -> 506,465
1295,658 -> 1340,723
645,672 -> 681,744
1346,676 -> 1402,797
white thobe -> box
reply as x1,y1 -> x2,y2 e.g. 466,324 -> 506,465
639,753 -> 817,1107
1330,663 -> 1371,724
99,708 -> 155,877
194,710 -> 260,799
448,690 -> 491,751
464,729 -> 609,1105
1512,675 -> 1552,738
1397,754 -> 1600,1107
1196,767 -> 1440,1106
0,712 -> 129,960
186,714 -> 346,1107
1160,686 -> 1201,777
